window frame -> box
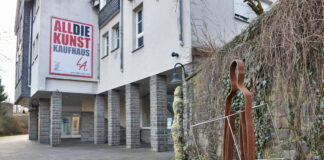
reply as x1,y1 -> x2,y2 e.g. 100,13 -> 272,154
102,32 -> 109,58
111,23 -> 120,51
136,8 -> 144,49
234,0 -> 251,23
32,34 -> 39,65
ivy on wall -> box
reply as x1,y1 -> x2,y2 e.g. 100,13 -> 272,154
182,0 -> 324,159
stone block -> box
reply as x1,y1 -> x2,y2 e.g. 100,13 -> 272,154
94,95 -> 105,144
50,92 -> 62,147
28,109 -> 38,140
108,90 -> 121,146
150,75 -> 168,152
125,84 -> 140,148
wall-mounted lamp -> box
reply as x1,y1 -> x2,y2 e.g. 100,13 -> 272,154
170,63 -> 188,84
171,52 -> 179,58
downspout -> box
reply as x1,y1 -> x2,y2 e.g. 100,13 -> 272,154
178,0 -> 184,46
92,0 -> 100,80
28,3 -> 33,87
98,29 -> 101,80
98,4 -> 100,80
120,0 -> 124,72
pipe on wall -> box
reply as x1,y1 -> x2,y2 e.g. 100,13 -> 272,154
178,0 -> 184,46
120,0 -> 124,72
28,3 -> 33,87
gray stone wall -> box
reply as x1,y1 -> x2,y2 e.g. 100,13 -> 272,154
167,129 -> 174,149
108,90 -> 120,146
140,128 -> 151,144
183,64 -> 196,140
50,92 -> 62,146
81,112 -> 94,142
105,118 -> 108,143
120,126 -> 126,144
38,100 -> 50,144
125,84 -> 141,148
150,75 -> 168,152
94,95 -> 105,144
28,109 -> 38,140
140,128 -> 173,150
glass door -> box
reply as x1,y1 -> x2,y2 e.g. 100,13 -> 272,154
61,113 -> 80,138
61,116 -> 71,137
71,115 -> 80,137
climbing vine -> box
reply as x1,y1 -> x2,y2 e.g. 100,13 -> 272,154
183,0 -> 324,159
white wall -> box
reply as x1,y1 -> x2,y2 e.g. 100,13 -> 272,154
191,0 -> 245,47
29,0 -> 274,97
97,0 -> 192,93
190,0 -> 273,48
31,0 -> 99,96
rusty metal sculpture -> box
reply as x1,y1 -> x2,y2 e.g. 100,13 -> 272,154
223,60 -> 255,160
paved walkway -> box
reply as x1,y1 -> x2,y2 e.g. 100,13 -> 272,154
0,135 -> 174,160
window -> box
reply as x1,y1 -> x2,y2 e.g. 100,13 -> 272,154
167,95 -> 174,129
35,0 -> 40,14
16,27 -> 20,50
15,58 -> 19,84
136,8 -> 144,48
102,32 -> 109,57
33,0 -> 40,22
32,34 -> 39,63
234,0 -> 252,22
112,24 -> 120,50
16,53 -> 22,84
32,42 -> 35,62
234,0 -> 272,23
167,118 -> 172,129
18,17 -> 23,44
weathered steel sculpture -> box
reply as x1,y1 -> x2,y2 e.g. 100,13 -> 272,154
223,60 -> 255,160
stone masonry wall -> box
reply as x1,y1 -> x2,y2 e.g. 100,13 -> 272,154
28,109 -> 38,140
94,95 -> 105,144
50,92 -> 62,146
150,75 -> 168,152
125,84 -> 140,148
81,112 -> 94,142
182,59 -> 322,159
38,99 -> 50,144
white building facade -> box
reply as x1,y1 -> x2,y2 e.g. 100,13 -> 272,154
15,0 -> 272,150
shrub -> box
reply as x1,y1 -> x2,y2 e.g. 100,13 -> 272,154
0,115 -> 28,136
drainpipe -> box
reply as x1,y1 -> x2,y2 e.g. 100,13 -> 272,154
120,0 -> 124,72
178,0 -> 184,46
98,30 -> 101,80
28,3 -> 33,87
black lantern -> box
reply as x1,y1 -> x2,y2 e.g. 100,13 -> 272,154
170,63 -> 188,84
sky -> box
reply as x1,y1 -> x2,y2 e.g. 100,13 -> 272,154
0,0 -> 17,103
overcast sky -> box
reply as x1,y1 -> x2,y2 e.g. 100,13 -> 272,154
0,0 -> 17,103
